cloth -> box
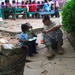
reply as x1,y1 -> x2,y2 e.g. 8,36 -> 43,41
43,3 -> 50,12
55,1 -> 59,8
29,4 -> 37,12
11,4 -> 17,8
43,21 -> 63,48
48,1 -> 54,10
27,30 -> 37,39
19,32 -> 28,47
19,32 -> 37,55
20,4 -> 26,8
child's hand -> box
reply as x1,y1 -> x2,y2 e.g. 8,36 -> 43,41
42,30 -> 47,34
25,40 -> 29,42
19,39 -> 29,42
31,32 -> 34,35
29,25 -> 32,29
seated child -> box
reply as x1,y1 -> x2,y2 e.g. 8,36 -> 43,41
25,22 -> 38,45
19,23 -> 38,57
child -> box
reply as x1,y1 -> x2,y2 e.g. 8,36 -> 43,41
25,22 -> 38,45
19,23 -> 38,57
25,22 -> 37,36
42,15 -> 63,59
55,0 -> 60,17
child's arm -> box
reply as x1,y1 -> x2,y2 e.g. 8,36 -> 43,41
19,39 -> 29,42
42,25 -> 61,34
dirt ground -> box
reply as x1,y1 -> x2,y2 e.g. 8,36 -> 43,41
0,28 -> 42,49
0,32 -> 19,48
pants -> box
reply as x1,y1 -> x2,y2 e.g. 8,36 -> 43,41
22,40 -> 36,55
43,29 -> 63,49
55,8 -> 60,17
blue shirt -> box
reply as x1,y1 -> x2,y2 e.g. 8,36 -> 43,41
44,3 -> 50,11
19,32 -> 28,47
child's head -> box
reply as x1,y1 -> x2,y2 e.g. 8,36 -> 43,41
21,23 -> 29,33
25,22 -> 32,29
42,15 -> 51,26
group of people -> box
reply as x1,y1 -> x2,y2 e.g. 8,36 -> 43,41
23,0 -> 60,18
0,0 -> 60,18
19,15 -> 64,59
0,1 -> 17,8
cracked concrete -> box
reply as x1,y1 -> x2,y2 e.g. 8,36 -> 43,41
24,33 -> 75,75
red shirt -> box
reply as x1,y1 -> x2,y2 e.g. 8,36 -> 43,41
20,4 -> 26,8
7,2 -> 11,7
29,4 -> 37,12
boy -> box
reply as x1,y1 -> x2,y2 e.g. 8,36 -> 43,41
25,22 -> 38,46
19,23 -> 38,57
42,15 -> 63,59
25,22 -> 37,37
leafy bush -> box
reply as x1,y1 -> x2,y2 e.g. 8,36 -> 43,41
62,0 -> 75,34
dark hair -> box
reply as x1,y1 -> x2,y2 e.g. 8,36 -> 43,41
12,0 -> 15,4
5,0 -> 9,3
44,0 -> 47,2
42,15 -> 50,22
49,0 -> 52,1
32,1 -> 35,4
41,1 -> 44,4
1,2 -> 4,5
21,24 -> 29,32
21,1 -> 24,4
25,1 -> 29,4
37,1 -> 40,4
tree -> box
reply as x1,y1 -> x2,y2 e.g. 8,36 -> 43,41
62,0 -> 75,34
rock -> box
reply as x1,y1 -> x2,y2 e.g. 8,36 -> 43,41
54,62 -> 56,64
59,58 -> 62,61
0,44 -> 28,75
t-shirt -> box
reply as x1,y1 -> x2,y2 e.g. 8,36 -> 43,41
48,1 -> 54,10
29,4 -> 37,12
11,4 -> 17,7
20,4 -> 26,8
43,3 -> 50,11
55,1 -> 59,8
43,20 -> 61,38
19,32 -> 28,47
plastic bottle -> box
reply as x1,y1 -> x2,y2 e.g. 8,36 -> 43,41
41,33 -> 44,44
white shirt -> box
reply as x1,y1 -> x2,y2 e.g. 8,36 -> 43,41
48,1 -> 54,8
44,20 -> 60,38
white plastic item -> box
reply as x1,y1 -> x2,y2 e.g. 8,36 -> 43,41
0,17 -> 4,26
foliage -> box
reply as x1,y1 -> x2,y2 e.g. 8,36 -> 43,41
62,0 -> 75,34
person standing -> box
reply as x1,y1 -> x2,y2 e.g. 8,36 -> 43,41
43,0 -> 50,12
48,0 -> 54,11
55,0 -> 60,17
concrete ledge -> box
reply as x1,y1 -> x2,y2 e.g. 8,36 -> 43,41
0,27 -> 43,34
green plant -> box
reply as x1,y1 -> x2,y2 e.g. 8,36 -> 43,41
62,0 -> 75,34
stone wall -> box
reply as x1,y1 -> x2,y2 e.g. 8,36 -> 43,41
0,44 -> 28,75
